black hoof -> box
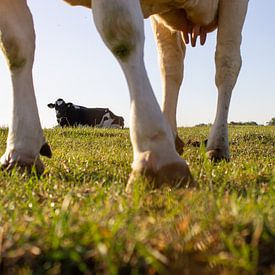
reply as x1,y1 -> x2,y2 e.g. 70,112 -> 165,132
206,149 -> 230,162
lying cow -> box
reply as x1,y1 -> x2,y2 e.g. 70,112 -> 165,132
0,0 -> 249,188
48,98 -> 124,128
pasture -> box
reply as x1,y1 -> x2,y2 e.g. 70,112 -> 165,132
0,126 -> 274,274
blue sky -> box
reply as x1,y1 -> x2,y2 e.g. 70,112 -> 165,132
0,0 -> 274,128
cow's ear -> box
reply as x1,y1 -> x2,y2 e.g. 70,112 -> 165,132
67,103 -> 73,108
48,103 -> 55,108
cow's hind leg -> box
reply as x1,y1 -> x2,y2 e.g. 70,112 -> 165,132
151,16 -> 186,155
0,0 -> 51,174
207,0 -> 249,161
92,0 -> 193,190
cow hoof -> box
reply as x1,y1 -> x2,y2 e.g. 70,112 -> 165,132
206,149 -> 230,162
1,157 -> 45,176
126,160 -> 194,193
175,134 -> 184,155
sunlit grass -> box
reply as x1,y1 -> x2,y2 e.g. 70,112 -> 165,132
0,126 -> 274,274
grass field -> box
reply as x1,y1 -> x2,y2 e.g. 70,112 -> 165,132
0,126 -> 274,274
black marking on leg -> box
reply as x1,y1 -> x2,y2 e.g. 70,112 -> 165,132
112,43 -> 133,61
40,143 -> 52,158
175,135 -> 185,155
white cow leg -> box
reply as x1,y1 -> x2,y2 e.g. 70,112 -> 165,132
207,0 -> 249,161
92,0 -> 192,189
151,16 -> 186,155
0,0 -> 51,173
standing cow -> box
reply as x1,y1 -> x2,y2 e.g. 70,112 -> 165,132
0,0 -> 249,188
48,98 -> 124,128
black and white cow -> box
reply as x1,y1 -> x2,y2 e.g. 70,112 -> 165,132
48,99 -> 124,128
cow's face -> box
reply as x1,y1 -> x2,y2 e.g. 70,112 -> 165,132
100,112 -> 124,128
48,99 -> 73,126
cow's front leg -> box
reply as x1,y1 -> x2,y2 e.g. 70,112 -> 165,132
151,15 -> 186,155
92,0 -> 193,189
0,0 -> 51,174
207,0 -> 249,161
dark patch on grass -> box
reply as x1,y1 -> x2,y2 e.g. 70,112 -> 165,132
242,133 -> 275,145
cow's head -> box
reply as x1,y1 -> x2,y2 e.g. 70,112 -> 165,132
101,111 -> 124,128
47,98 -> 73,126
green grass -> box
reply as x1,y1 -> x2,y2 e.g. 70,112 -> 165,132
0,126 -> 274,274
